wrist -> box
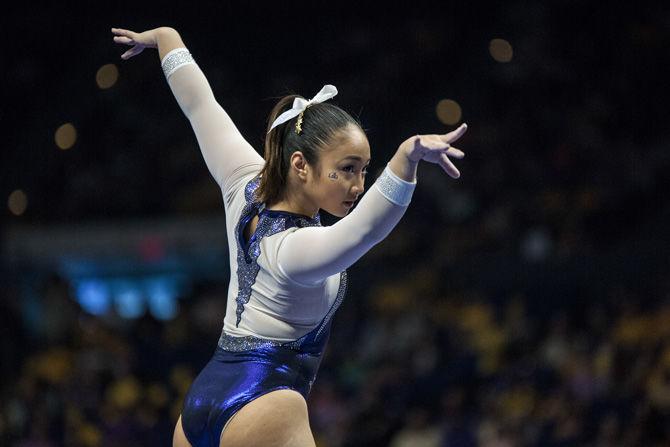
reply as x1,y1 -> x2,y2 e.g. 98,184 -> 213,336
404,136 -> 425,163
156,27 -> 177,43
373,164 -> 417,206
397,140 -> 419,165
388,147 -> 418,183
157,28 -> 187,63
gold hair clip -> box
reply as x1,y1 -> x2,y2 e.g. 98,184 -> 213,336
295,111 -> 304,134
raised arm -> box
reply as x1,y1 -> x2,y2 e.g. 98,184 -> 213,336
276,125 -> 467,285
111,27 -> 263,189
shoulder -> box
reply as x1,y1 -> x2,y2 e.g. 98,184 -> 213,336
223,162 -> 264,207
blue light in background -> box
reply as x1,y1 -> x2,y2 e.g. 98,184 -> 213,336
74,279 -> 111,315
113,280 -> 145,319
145,276 -> 179,320
70,274 -> 184,320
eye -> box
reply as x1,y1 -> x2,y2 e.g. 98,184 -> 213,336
341,164 -> 369,176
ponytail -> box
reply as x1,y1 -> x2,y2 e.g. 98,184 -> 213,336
256,95 -> 298,205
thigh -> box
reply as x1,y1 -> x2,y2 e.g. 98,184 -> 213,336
220,389 -> 316,447
173,415 -> 192,447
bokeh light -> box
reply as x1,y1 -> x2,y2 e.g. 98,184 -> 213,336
489,38 -> 513,63
436,99 -> 462,125
96,63 -> 119,89
114,280 -> 146,319
55,123 -> 77,150
74,279 -> 111,315
8,189 -> 28,216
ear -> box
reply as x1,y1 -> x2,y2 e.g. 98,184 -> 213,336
290,151 -> 309,181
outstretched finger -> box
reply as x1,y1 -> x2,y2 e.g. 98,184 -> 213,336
113,35 -> 134,45
418,135 -> 450,150
440,123 -> 468,145
439,153 -> 461,178
445,146 -> 465,159
111,27 -> 134,36
121,45 -> 144,60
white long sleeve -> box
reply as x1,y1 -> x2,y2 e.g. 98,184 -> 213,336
161,48 -> 264,189
276,169 -> 415,285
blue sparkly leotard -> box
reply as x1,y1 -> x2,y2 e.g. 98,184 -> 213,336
180,175 -> 347,447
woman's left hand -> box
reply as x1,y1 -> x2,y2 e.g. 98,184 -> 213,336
399,123 -> 467,178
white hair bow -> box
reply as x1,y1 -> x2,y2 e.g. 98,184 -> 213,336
267,84 -> 338,133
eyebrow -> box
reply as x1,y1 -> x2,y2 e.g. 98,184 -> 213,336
341,156 -> 371,163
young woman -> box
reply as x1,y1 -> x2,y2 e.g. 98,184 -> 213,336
112,26 -> 467,447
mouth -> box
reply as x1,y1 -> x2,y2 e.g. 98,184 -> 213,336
343,201 -> 355,208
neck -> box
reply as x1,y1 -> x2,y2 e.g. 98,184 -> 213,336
266,195 -> 318,219
264,172 -> 319,218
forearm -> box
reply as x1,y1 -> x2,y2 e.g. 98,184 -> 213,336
277,165 -> 416,284
156,27 -> 186,61
388,145 -> 419,182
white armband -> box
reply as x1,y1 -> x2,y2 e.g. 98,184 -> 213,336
373,164 -> 417,206
161,47 -> 196,80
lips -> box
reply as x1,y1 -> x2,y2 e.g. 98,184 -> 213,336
343,201 -> 355,208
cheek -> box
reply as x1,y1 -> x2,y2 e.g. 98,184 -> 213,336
319,176 -> 347,201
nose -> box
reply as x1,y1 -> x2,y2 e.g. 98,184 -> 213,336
353,176 -> 365,197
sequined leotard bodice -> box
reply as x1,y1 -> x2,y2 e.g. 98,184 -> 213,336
220,173 -> 348,353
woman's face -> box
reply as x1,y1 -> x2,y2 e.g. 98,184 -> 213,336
309,126 -> 371,218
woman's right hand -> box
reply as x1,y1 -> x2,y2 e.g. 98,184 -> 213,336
112,27 -> 164,60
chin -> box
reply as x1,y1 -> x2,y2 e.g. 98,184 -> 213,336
322,205 -> 349,218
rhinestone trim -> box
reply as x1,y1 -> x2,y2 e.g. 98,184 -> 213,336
373,164 -> 416,206
161,48 -> 195,80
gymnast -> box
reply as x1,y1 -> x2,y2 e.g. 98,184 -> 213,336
112,25 -> 467,447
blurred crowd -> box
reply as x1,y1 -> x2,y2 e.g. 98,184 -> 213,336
2,255 -> 670,446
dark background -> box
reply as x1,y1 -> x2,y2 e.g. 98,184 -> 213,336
2,1 -> 670,446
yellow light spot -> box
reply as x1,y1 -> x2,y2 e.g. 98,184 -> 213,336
436,99 -> 462,125
55,123 -> 77,150
8,190 -> 28,216
106,376 -> 141,410
489,38 -> 513,63
96,63 -> 119,89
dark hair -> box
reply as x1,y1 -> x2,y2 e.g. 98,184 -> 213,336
256,94 -> 362,205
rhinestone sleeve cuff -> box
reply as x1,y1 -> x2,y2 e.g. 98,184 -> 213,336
161,47 -> 195,80
373,164 -> 417,206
